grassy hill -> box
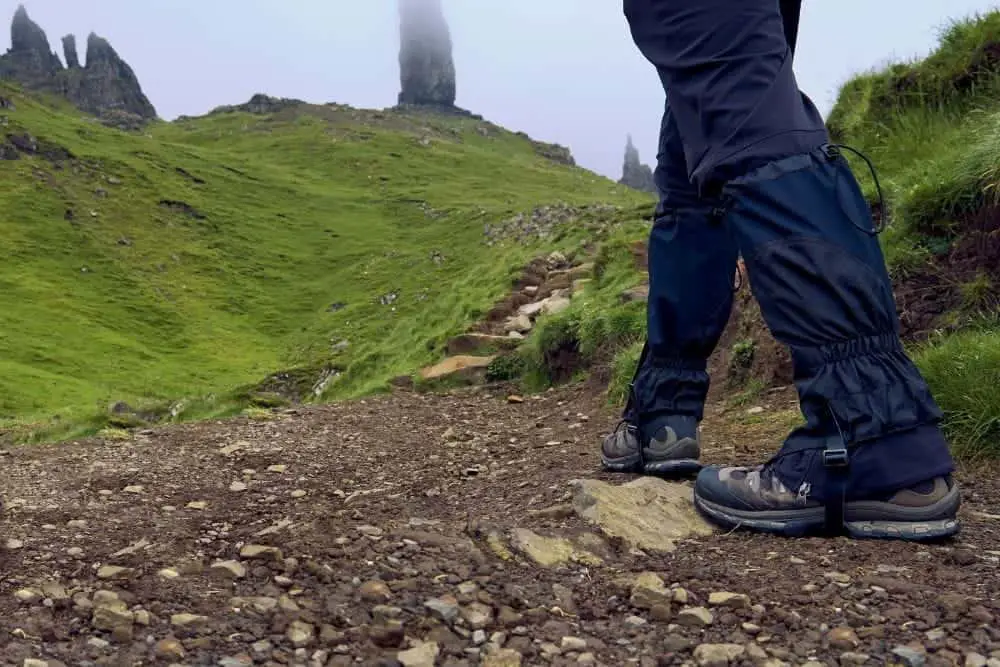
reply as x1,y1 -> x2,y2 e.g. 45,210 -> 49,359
0,85 -> 649,442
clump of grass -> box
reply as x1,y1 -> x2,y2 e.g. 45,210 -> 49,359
914,326 -> 1000,459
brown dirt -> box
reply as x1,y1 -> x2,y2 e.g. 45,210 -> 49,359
1,383 -> 998,666
895,205 -> 1000,342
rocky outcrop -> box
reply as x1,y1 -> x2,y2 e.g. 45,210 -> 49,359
397,0 -> 456,109
208,93 -> 306,116
619,135 -> 656,193
0,6 -> 156,121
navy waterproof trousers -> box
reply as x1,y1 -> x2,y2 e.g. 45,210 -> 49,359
624,0 -> 954,501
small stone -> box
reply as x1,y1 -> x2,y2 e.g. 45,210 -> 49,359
286,620 -> 315,647
461,602 -> 493,629
891,646 -> 926,667
359,580 -> 392,602
170,613 -> 209,628
155,638 -> 186,659
631,572 -> 671,609
650,603 -> 672,622
133,610 -> 150,626
398,640 -> 440,667
473,629 -> 487,645
5,538 -> 24,550
677,606 -> 714,627
624,615 -> 647,627
91,601 -> 133,631
372,605 -> 403,622
708,592 -> 751,609
578,654 -> 596,665
186,500 -> 208,510
240,544 -> 283,561
267,464 -> 288,473
562,636 -> 588,651
507,395 -> 524,404
825,572 -> 852,584
66,547 -> 84,557
840,653 -> 871,665
672,587 -> 691,603
290,489 -> 307,498
210,560 -> 247,579
828,627 -> 860,651
742,622 -> 761,635
96,565 -> 130,579
425,595 -> 460,623
88,637 -> 109,649
968,655 -> 989,667
158,568 -> 180,579
14,589 -> 41,604
746,644 -> 768,661
23,660 -> 49,667
694,643 -> 745,667
123,485 -> 144,494
229,481 -> 248,492
482,648 -> 523,667
370,621 -> 405,648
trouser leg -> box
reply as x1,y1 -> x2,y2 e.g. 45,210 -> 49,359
623,0 -> 954,509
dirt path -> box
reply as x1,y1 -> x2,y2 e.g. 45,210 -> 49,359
1,384 -> 998,666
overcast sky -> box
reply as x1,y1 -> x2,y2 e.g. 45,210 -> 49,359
3,1 -> 999,179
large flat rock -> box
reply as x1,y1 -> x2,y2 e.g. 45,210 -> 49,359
571,477 -> 714,552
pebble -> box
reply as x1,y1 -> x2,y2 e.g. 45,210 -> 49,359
23,660 -> 49,667
5,538 -> 24,550
14,589 -> 41,604
155,638 -> 186,659
170,613 -> 209,628
827,627 -> 860,650
240,544 -> 283,560
123,485 -> 144,493
398,641 -> 440,667
631,572 -> 671,609
891,646 -> 926,667
562,636 -> 588,651
824,572 -> 852,584
96,565 -> 130,579
461,602 -> 493,629
290,489 -> 307,498
286,620 -> 315,647
359,580 -> 392,601
693,643 -> 745,667
708,591 -> 750,608
186,500 -> 208,510
578,653 -> 596,664
624,615 -> 647,627
472,629 -> 487,645
229,481 -> 248,492
676,606 -> 714,627
210,560 -> 247,579
267,464 -> 288,473
968,654 -> 988,667
672,587 -> 691,603
158,568 -> 180,579
425,595 -> 460,623
481,648 -> 523,666
839,653 -> 871,665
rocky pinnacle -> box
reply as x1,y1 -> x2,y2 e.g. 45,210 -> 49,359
619,134 -> 656,193
398,0 -> 456,108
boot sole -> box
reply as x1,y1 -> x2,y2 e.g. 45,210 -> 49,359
600,454 -> 702,477
693,485 -> 961,542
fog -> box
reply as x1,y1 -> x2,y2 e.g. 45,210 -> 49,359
2,1 -> 999,178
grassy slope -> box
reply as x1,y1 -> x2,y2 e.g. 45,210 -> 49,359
0,84 -> 648,441
512,11 -> 1000,459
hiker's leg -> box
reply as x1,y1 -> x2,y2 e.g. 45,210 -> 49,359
624,0 -> 958,539
601,98 -> 738,476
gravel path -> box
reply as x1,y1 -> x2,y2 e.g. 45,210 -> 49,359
1,384 -> 997,666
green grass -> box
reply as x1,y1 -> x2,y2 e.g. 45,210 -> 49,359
913,323 -> 1000,459
0,83 -> 648,442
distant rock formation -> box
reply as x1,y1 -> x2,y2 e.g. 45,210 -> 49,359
207,93 -> 306,117
619,135 -> 656,193
397,0 -> 456,109
0,5 -> 156,122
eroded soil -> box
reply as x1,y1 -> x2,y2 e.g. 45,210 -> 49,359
1,384 -> 998,667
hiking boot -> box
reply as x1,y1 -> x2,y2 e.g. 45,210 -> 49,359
694,464 -> 961,541
601,416 -> 702,476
